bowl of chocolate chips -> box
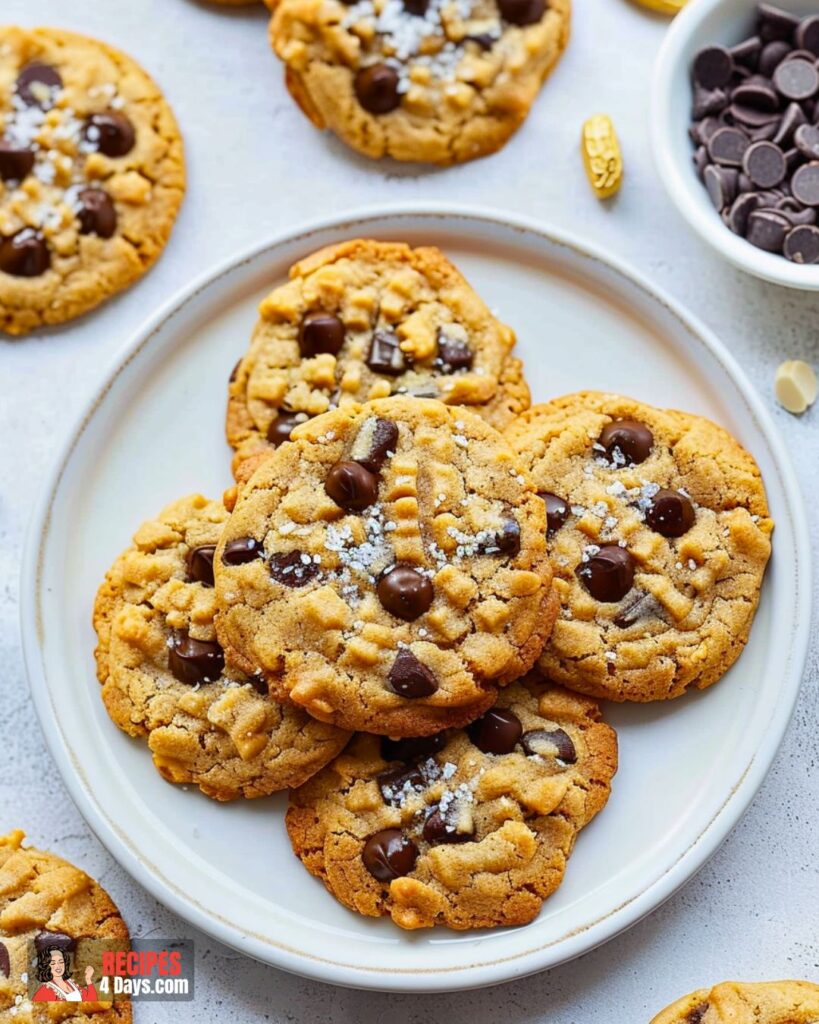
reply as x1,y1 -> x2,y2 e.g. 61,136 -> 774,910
652,0 -> 819,288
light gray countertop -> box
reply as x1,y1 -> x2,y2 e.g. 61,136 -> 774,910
2,0 -> 818,1020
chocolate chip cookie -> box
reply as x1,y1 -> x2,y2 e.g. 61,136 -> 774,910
0,829 -> 131,1021
505,392 -> 773,702
286,674 -> 617,929
651,980 -> 819,1024
226,239 -> 529,481
93,494 -> 350,801
269,0 -> 570,164
0,27 -> 185,335
215,397 -> 557,736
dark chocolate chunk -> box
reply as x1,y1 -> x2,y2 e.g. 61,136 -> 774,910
377,565 -> 434,621
34,931 -> 76,954
436,327 -> 474,372
84,111 -> 136,157
685,1004 -> 709,1024
77,187 -> 117,238
268,550 -> 320,587
267,412 -> 307,446
598,419 -> 653,465
576,544 -> 635,603
422,809 -> 474,845
362,829 -> 418,881
0,942 -> 7,979
468,708 -> 522,755
521,727 -> 576,763
248,672 -> 269,696
298,312 -> 345,357
540,491 -> 570,535
16,63 -> 62,106
645,489 -> 696,537
187,544 -> 216,586
0,229 -> 50,277
403,0 -> 429,12
354,64 -> 401,114
377,762 -> 427,803
354,417 -> 399,473
387,649 -> 438,698
0,139 -> 35,182
325,460 -> 379,511
380,732 -> 446,763
366,327 -> 407,375
497,0 -> 544,25
168,633 -> 225,685
221,536 -> 264,565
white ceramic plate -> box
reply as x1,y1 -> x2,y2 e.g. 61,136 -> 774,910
20,206 -> 811,992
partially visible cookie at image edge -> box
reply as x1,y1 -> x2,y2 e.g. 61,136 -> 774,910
651,980 -> 819,1023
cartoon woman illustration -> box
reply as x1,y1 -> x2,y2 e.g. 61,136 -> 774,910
32,944 -> 98,1002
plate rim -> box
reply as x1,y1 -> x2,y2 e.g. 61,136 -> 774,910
19,202 -> 813,992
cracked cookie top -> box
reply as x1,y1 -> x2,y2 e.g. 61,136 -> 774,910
269,0 -> 570,164
0,830 -> 131,1022
505,392 -> 773,702
0,27 -> 185,335
651,981 -> 819,1024
226,239 -> 528,481
93,494 -> 350,801
215,397 -> 557,737
286,675 -> 617,930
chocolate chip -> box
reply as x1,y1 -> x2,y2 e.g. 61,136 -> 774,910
377,762 -> 426,803
693,84 -> 730,120
693,145 -> 709,179
381,733 -> 446,763
772,102 -> 806,147
705,165 -> 739,209
497,0 -> 544,25
187,545 -> 216,586
268,550 -> 319,587
387,649 -> 439,697
729,102 -> 779,128
298,312 -> 345,357
0,139 -> 35,182
267,412 -> 307,446
750,119 -> 779,141
34,932 -> 76,954
221,536 -> 264,565
576,544 -> 635,603
168,633 -> 225,685
598,419 -> 653,465
708,126 -> 749,166
325,460 -> 379,511
0,942 -> 8,979
436,328 -> 474,372
521,727 -> 577,763
77,188 -> 117,238
229,359 -> 241,384
784,223 -> 819,262
366,327 -> 407,375
776,196 -> 816,224
362,829 -> 418,881
758,39 -> 792,77
540,491 -> 570,534
84,111 -> 136,157
792,162 -> 819,204
727,191 -> 761,234
466,32 -> 497,50
645,489 -> 696,537
731,80 -> 779,112
0,230 -> 50,277
377,565 -> 434,620
743,140 -> 787,186
468,708 -> 522,755
403,0 -> 428,13
422,809 -> 474,845
773,57 -> 819,100
797,15 -> 819,55
493,518 -> 521,556
690,116 -> 721,145
248,671 -> 269,695
746,208 -> 791,250
795,123 -> 819,159
613,590 -> 662,628
16,63 -> 62,107
757,4 -> 799,43
731,36 -> 762,69
693,46 -> 734,89
354,64 -> 401,114
353,417 -> 399,473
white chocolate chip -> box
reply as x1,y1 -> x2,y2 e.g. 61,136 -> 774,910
775,360 -> 817,414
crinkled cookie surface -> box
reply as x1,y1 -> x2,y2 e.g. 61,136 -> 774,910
651,980 -> 819,1024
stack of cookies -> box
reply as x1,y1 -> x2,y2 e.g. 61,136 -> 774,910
93,239 -> 773,932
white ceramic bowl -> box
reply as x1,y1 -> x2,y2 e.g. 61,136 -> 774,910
651,0 -> 819,289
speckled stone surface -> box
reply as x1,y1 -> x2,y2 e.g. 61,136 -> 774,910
1,0 -> 818,1020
